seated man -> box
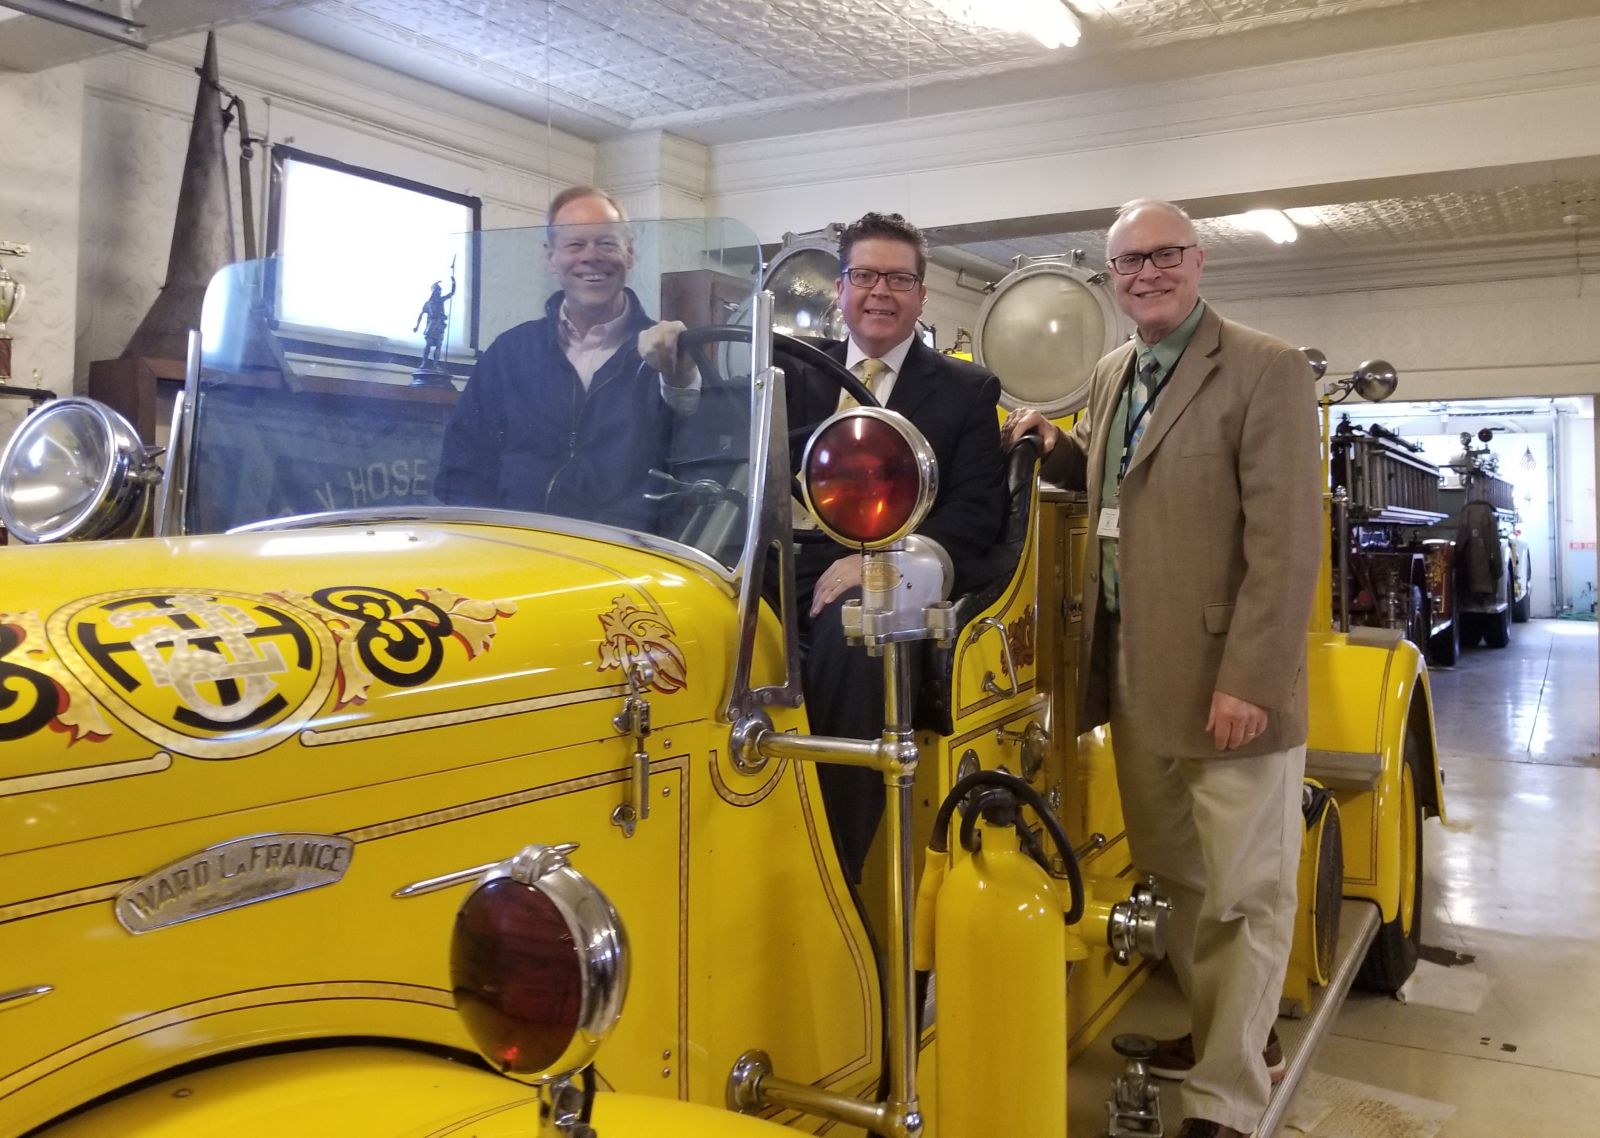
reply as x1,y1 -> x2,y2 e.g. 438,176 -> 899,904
436,186 -> 696,529
793,211 -> 1007,881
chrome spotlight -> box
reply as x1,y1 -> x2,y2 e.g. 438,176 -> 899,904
0,397 -> 162,542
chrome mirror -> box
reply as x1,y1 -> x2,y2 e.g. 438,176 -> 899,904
1314,356 -> 1398,405
1351,360 -> 1398,402
1299,346 -> 1328,380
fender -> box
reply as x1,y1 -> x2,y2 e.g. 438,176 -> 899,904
34,1046 -> 788,1138
1305,630 -> 1444,923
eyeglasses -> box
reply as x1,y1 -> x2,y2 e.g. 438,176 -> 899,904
1106,245 -> 1197,275
843,267 -> 922,292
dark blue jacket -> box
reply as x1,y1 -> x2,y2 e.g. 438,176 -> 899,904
436,289 -> 668,531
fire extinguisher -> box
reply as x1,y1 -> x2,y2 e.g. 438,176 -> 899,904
917,770 -> 1084,1137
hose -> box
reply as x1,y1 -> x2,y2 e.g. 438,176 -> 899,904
930,769 -> 1085,925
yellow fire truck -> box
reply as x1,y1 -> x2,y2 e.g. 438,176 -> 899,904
0,219 -> 1440,1138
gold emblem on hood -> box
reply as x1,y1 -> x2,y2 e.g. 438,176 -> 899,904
598,595 -> 686,694
51,590 -> 337,760
13,585 -> 517,758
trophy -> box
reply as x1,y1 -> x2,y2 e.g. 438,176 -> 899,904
0,245 -> 25,380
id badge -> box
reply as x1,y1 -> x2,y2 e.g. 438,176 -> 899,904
1096,507 -> 1120,539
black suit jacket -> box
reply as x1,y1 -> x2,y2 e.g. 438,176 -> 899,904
789,337 -> 1007,596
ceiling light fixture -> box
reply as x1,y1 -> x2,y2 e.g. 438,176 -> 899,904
929,0 -> 1083,50
1238,209 -> 1299,244
0,0 -> 145,48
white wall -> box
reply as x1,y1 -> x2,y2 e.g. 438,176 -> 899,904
1562,408 -> 1598,613
1221,274 -> 1600,403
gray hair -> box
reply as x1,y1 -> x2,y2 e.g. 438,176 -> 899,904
1110,199 -> 1200,247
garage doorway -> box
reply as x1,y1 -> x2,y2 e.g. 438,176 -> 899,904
1339,395 -> 1598,767
1336,396 -> 1595,618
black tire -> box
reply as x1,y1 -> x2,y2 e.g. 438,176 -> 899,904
1405,586 -> 1428,656
1427,614 -> 1458,668
1512,590 -> 1531,624
1356,732 -> 1425,993
1483,606 -> 1511,649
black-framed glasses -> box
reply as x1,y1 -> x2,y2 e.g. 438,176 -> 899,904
843,267 -> 922,292
1106,245 -> 1197,275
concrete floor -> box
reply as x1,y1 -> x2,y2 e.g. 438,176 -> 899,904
1308,618 -> 1600,1135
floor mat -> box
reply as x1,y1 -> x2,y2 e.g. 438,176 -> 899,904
1281,1071 -> 1456,1138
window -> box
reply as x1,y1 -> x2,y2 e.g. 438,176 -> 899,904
266,147 -> 481,357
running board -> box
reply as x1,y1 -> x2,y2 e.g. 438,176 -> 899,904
1258,899 -> 1381,1138
1065,898 -> 1382,1137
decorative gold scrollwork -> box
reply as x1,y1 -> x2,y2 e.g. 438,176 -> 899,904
0,610 -> 112,743
273,586 -> 517,709
1005,604 -> 1036,673
598,596 -> 686,694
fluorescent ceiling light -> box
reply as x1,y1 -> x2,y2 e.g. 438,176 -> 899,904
1238,209 -> 1299,244
0,0 -> 145,48
930,0 -> 1083,50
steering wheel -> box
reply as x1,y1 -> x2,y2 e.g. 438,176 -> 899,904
675,326 -> 879,410
673,326 -> 879,524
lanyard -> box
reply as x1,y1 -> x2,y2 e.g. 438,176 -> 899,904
1118,358 -> 1175,481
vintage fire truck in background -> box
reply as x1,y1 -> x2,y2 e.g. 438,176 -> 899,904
0,219 -> 1441,1138
1326,407 -> 1463,666
1431,430 -> 1532,646
1327,411 -> 1531,668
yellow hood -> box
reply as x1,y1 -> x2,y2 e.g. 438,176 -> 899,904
0,521 -> 736,860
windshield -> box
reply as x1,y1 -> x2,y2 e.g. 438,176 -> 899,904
184,218 -> 764,570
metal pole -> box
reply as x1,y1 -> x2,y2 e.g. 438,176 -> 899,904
1335,489 -> 1351,633
880,641 -> 921,1134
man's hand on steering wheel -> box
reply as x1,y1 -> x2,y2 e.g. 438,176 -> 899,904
638,320 -> 698,387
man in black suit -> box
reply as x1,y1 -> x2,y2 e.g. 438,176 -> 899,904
794,211 -> 1007,880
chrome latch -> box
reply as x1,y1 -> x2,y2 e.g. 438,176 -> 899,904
611,656 -> 655,838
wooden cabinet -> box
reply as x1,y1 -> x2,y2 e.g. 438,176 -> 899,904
88,355 -> 186,444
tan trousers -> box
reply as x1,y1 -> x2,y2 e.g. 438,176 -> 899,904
1108,620 -> 1304,1134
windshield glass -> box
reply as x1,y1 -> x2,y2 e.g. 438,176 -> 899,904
186,217 -> 763,569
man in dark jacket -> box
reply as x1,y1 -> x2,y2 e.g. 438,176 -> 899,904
436,186 -> 696,530
795,211 -> 1007,880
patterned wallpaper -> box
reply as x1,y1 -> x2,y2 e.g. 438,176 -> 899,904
76,83 -> 212,376
0,65 -> 82,432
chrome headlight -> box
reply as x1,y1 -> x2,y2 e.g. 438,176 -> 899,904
0,397 -> 159,542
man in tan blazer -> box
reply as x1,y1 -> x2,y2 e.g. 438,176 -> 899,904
1004,199 -> 1321,1138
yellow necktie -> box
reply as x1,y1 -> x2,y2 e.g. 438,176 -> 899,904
841,358 -> 888,410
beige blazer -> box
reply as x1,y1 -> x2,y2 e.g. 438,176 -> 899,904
1041,304 -> 1322,757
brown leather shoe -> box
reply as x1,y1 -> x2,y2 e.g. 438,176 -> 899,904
1176,1120 -> 1250,1138
1148,1028 -> 1286,1084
